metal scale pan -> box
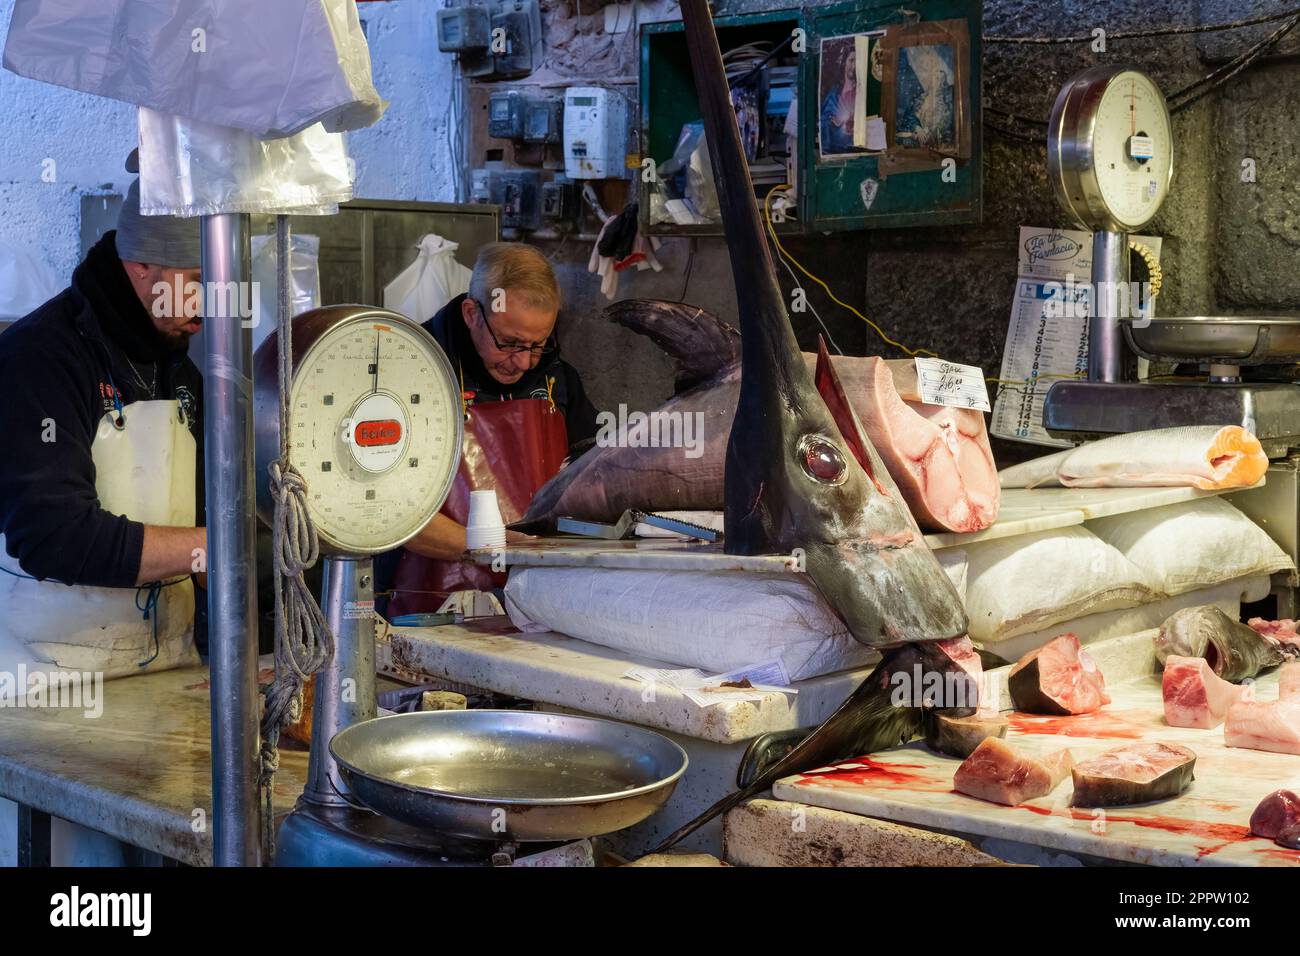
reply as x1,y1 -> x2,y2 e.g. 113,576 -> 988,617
331,710 -> 689,842
1123,315 -> 1300,365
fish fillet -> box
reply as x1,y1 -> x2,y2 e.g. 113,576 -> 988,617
1057,425 -> 1267,490
953,737 -> 1073,806
1162,655 -> 1247,729
1224,698 -> 1300,756
1282,661 -> 1300,700
840,357 -> 999,532
1008,633 -> 1110,715
1070,742 -> 1197,807
925,712 -> 1009,758
1247,618 -> 1300,658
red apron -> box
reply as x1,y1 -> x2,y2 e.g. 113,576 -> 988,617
388,397 -> 569,616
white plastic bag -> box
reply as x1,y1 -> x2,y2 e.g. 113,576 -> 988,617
0,239 -> 61,320
383,235 -> 472,323
250,233 -> 322,352
2,0 -> 384,138
138,108 -> 354,217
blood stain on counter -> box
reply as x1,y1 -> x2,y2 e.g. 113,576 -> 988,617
1006,709 -> 1143,739
793,756 -> 939,790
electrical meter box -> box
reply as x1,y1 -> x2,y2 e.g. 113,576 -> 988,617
491,0 -> 543,78
524,97 -> 564,144
542,175 -> 578,223
498,169 -> 543,231
564,87 -> 629,180
488,90 -> 527,139
436,5 -> 491,52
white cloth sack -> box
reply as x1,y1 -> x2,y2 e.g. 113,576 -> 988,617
384,235 -> 472,323
963,526 -> 1157,643
138,108 -> 353,217
0,401 -> 199,684
250,233 -> 322,352
503,550 -> 968,681
2,0 -> 384,138
0,239 -> 61,320
1085,496 -> 1294,597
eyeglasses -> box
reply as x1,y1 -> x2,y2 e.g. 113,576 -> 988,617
472,298 -> 558,357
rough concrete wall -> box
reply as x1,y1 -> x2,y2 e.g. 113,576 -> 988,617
0,0 -> 456,281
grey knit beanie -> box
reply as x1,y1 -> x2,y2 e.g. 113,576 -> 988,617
113,149 -> 202,269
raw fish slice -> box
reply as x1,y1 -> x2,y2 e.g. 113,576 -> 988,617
1247,618 -> 1300,657
997,449 -> 1070,489
925,712 -> 1009,758
1249,789 -> 1300,839
1155,606 -> 1284,682
1057,425 -> 1267,491
1009,632 -> 1110,715
1282,662 -> 1300,700
953,737 -> 1073,806
1070,742 -> 1196,807
837,357 -> 999,533
1162,655 -> 1247,729
1224,698 -> 1300,756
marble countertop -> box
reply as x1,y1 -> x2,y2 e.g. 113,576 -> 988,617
0,664 -> 308,866
390,616 -> 871,744
773,655 -> 1300,867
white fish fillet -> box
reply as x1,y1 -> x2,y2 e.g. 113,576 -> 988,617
1224,698 -> 1300,756
1057,425 -> 1268,491
1282,661 -> 1300,701
998,450 -> 1070,489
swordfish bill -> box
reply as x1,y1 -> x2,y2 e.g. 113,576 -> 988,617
678,0 -> 966,646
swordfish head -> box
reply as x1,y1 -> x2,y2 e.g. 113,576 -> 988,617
679,0 -> 967,646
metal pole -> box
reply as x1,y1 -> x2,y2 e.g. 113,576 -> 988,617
1089,229 -> 1129,383
303,555 -> 377,806
202,213 -> 262,866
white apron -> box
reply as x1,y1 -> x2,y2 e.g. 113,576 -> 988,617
0,400 -> 200,683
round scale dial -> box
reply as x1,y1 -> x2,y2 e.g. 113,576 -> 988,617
259,308 -> 462,555
1049,66 -> 1173,232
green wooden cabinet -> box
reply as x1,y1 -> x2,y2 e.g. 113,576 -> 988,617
638,0 -> 983,235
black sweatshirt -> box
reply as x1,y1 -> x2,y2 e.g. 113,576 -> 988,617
424,293 -> 599,452
0,232 -> 204,588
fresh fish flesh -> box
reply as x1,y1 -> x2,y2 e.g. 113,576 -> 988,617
1249,789 -> 1300,839
844,357 -> 999,532
676,0 -> 966,649
1224,697 -> 1300,756
651,638 -> 981,852
1161,655 -> 1247,729
953,737 -> 1073,806
1009,633 -> 1110,715
997,449 -> 1070,489
1282,661 -> 1300,700
925,711 -> 1010,759
1056,425 -> 1268,490
1247,617 -> 1300,657
1155,606 -> 1285,682
1070,742 -> 1197,808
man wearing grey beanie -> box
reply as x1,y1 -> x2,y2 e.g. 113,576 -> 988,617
0,152 -> 208,601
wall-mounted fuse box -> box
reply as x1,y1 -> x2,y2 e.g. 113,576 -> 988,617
524,97 -> 564,144
542,175 -> 578,223
498,169 -> 543,231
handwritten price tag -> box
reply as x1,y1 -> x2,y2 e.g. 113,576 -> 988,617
914,358 -> 991,412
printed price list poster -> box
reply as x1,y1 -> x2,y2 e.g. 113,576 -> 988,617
990,226 -> 1161,447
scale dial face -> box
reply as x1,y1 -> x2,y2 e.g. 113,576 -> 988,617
1049,67 -> 1173,232
287,312 -> 462,554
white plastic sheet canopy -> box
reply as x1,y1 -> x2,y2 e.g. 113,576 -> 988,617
2,0 -> 386,139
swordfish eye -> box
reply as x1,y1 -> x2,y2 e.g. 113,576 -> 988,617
797,434 -> 848,485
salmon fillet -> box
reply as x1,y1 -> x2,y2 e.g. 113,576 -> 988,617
838,357 -> 999,533
1162,655 -> 1247,729
953,737 -> 1074,806
1057,425 -> 1267,491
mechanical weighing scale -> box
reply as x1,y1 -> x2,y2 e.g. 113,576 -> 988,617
252,305 -> 686,866
1040,66 -> 1300,456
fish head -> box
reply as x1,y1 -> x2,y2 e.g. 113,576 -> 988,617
729,338 -> 968,647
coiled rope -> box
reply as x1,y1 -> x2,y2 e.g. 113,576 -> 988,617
257,216 -> 334,861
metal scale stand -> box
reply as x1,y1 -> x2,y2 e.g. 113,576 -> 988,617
1039,66 -> 1300,454
251,305 -> 484,865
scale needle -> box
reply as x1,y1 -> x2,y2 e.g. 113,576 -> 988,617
372,332 -> 380,393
